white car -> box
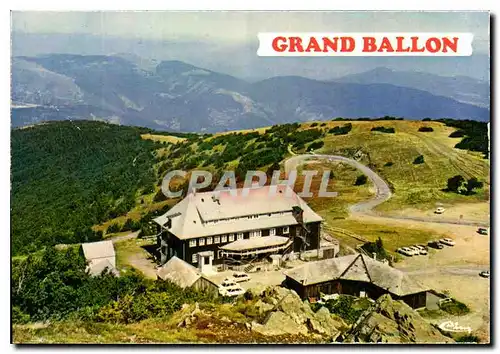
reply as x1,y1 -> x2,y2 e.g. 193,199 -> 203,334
439,238 -> 456,246
397,247 -> 414,257
407,246 -> 421,256
220,278 -> 238,288
414,245 -> 428,255
435,207 -> 445,214
219,285 -> 245,297
317,293 -> 339,304
232,272 -> 251,283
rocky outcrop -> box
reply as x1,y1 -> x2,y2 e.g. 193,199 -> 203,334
249,286 -> 346,340
176,303 -> 203,328
344,294 -> 454,343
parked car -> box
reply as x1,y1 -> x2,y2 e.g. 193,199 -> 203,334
407,246 -> 421,256
317,293 -> 340,304
220,278 -> 238,288
435,207 -> 445,214
219,286 -> 245,297
233,272 -> 251,283
479,270 -> 490,278
397,247 -> 414,256
439,238 -> 456,246
415,245 -> 428,255
428,241 -> 444,249
477,227 -> 489,235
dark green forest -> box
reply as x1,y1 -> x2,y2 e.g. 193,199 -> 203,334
11,121 -> 163,255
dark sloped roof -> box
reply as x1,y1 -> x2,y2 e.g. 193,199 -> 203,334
284,254 -> 428,296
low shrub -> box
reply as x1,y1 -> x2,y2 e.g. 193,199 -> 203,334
456,334 -> 480,343
307,141 -> 324,151
371,126 -> 395,134
354,174 -> 368,186
418,126 -> 434,132
107,223 -> 122,234
413,155 -> 425,164
329,123 -> 352,135
439,299 -> 470,316
322,295 -> 370,324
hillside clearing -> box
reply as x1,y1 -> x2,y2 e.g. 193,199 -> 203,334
141,133 -> 186,144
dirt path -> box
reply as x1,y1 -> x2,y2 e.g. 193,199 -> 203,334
109,230 -> 141,243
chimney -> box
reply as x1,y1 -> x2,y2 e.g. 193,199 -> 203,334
372,252 -> 377,261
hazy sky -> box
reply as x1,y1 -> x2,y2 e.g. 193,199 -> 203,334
12,11 -> 489,49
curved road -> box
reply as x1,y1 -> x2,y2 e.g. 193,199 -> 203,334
285,153 -> 489,227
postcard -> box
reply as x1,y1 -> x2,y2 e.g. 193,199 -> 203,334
10,10 -> 490,344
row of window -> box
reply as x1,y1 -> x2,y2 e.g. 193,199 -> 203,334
203,211 -> 291,225
188,226 -> 289,248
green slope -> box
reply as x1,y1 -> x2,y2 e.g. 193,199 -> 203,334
11,121 -> 161,255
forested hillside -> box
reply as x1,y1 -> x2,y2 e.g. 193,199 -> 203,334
11,121 -> 162,255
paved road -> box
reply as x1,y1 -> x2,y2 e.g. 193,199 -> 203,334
285,153 -> 489,227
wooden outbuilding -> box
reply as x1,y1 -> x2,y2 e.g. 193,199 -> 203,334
284,254 -> 430,309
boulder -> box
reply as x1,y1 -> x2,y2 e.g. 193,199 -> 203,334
313,306 -> 347,334
276,292 -> 315,325
251,311 -> 308,336
344,294 -> 454,343
176,302 -> 202,328
250,286 -> 345,339
254,299 -> 275,315
244,284 -> 268,300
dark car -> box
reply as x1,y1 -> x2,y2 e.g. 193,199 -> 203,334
479,270 -> 490,278
428,241 -> 444,249
477,228 -> 488,235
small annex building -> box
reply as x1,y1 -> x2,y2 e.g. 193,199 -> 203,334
81,240 -> 119,277
283,254 -> 430,309
156,256 -> 219,295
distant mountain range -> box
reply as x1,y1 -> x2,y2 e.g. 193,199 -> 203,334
334,67 -> 489,108
11,54 -> 490,132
